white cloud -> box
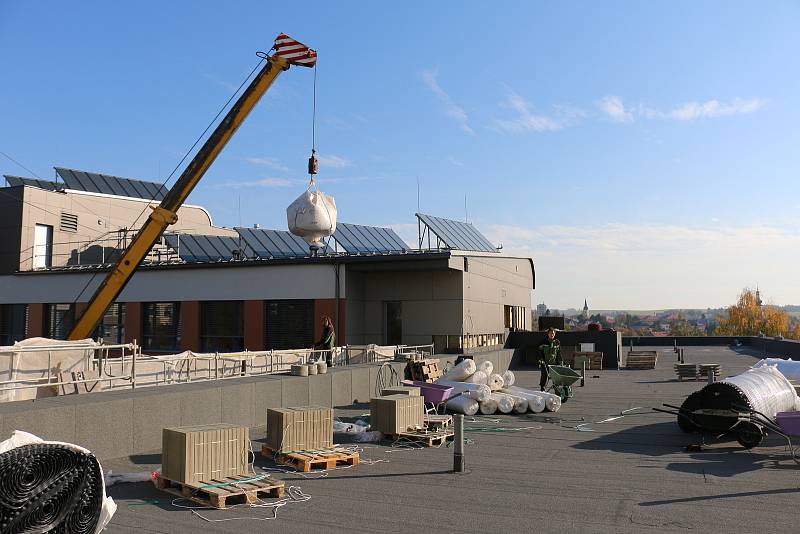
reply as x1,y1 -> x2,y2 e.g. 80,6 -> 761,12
485,222 -> 800,309
215,177 -> 297,188
492,90 -> 578,132
420,69 -> 475,135
245,157 -> 289,172
447,156 -> 465,167
597,96 -> 633,122
316,154 -> 352,168
641,98 -> 766,121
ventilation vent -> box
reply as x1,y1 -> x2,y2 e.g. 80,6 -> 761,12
60,212 -> 78,232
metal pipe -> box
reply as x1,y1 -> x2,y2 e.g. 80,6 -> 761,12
581,360 -> 586,387
453,414 -> 465,473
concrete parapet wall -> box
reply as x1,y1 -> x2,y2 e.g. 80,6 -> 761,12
0,350 -> 512,461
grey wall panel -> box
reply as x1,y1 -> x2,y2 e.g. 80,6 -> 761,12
281,376 -> 310,407
351,367 -> 370,404
308,373 -> 332,407
0,402 -> 77,444
179,384 -> 222,426
76,397 -> 134,460
132,390 -> 182,454
331,369 -> 352,407
221,382 -> 255,428
249,376 -> 283,428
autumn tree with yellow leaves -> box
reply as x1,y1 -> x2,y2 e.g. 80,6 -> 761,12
715,288 -> 799,339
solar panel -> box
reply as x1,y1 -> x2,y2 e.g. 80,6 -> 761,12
235,227 -> 324,258
3,175 -> 63,191
332,223 -> 408,253
163,234 -> 252,262
416,213 -> 497,252
55,167 -> 168,201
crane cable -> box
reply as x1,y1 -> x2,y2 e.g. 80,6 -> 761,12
308,63 -> 318,186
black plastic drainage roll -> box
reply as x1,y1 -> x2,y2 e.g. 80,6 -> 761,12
0,443 -> 103,534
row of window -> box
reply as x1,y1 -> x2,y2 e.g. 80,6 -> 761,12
38,300 -> 318,352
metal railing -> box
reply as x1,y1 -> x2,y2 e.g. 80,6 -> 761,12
0,342 -> 434,399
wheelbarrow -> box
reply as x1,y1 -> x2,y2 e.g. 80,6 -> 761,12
546,365 -> 582,402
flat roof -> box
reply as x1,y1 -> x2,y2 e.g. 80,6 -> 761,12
102,345 -> 797,532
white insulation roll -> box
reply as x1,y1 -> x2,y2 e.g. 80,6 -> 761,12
477,361 -> 493,377
502,370 -> 516,388
501,386 -> 560,412
490,393 -> 515,414
435,379 -> 492,402
487,373 -> 505,391
443,359 -> 477,381
500,388 -> 545,413
465,370 -> 487,385
446,395 -> 479,416
479,398 -> 498,415
721,365 -> 800,418
503,393 -> 528,413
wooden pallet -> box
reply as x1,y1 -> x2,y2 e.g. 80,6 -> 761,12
674,363 -> 698,380
423,414 -> 452,429
388,428 -> 454,447
156,474 -> 284,509
408,359 -> 443,383
625,351 -> 658,370
261,446 -> 359,473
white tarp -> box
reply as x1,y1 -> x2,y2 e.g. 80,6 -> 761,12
752,358 -> 800,382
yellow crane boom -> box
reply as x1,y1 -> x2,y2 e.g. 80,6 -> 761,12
67,34 -> 316,340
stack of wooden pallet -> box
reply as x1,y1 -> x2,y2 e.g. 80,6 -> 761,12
698,363 -> 721,381
674,363 -> 698,380
573,351 -> 603,370
408,359 -> 443,382
625,350 -> 658,370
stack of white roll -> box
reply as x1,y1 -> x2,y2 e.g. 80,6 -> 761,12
435,361 -> 561,414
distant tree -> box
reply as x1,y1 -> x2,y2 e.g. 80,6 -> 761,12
716,288 -> 791,337
669,314 -> 703,336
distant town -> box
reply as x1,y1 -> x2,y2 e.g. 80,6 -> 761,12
537,297 -> 800,338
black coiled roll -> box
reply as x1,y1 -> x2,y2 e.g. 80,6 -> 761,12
0,443 -> 103,534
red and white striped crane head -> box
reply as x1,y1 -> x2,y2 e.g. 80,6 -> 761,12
273,34 -> 317,67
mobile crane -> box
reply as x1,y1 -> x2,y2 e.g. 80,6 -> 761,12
66,34 -> 317,340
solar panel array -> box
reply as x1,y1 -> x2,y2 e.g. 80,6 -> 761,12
55,167 -> 168,201
163,234 -> 252,262
332,223 -> 408,253
416,213 -> 497,253
3,175 -> 63,191
236,227 -> 325,258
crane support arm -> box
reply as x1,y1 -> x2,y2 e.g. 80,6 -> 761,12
66,35 -> 316,341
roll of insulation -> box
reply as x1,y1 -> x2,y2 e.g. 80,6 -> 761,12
502,370 -> 516,387
0,443 -> 105,534
316,362 -> 328,374
479,398 -> 498,415
718,366 -> 800,419
443,359 -> 477,381
446,395 -> 479,416
306,363 -> 318,375
477,361 -> 493,377
465,371 -> 487,385
490,393 -> 514,414
487,374 -> 505,391
435,380 -> 491,402
499,387 -> 546,413
503,393 -> 528,414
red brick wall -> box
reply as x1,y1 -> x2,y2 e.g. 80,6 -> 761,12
181,301 -> 200,352
27,303 -> 43,338
124,302 -> 142,345
314,299 -> 346,346
243,300 -> 265,351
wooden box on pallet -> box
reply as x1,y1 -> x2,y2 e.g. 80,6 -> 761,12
161,423 -> 248,485
266,406 -> 333,453
371,394 -> 424,434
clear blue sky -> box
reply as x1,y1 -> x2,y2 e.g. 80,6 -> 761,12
2,1 -> 799,309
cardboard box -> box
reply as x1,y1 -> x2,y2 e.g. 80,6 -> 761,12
266,406 -> 333,453
381,386 -> 421,396
161,423 -> 248,484
371,394 -> 424,434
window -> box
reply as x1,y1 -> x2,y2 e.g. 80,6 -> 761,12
384,301 -> 402,345
143,302 -> 181,351
94,303 -> 125,345
0,304 -> 27,346
44,303 -> 75,340
265,300 -> 313,350
33,224 -> 53,269
201,301 -> 243,352
504,305 -> 526,330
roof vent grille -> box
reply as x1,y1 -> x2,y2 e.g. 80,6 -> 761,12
60,212 -> 78,232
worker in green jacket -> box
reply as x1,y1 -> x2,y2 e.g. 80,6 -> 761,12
538,327 -> 562,391
314,316 -> 336,367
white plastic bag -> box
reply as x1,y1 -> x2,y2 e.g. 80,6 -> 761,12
287,184 -> 337,249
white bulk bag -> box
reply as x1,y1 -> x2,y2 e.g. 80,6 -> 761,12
287,185 -> 337,248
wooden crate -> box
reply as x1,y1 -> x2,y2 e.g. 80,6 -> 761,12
161,424 -> 248,485
625,350 -> 658,370
573,351 -> 603,371
261,446 -> 359,473
157,474 -> 284,509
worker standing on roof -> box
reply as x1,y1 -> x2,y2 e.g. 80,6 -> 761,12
314,316 -> 336,367
538,327 -> 562,391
